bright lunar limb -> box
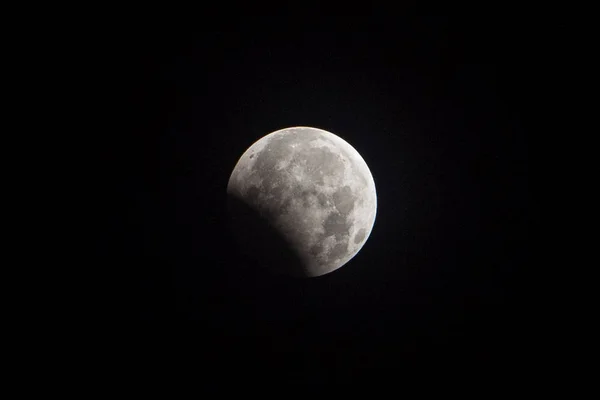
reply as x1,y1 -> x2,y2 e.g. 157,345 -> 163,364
227,126 -> 377,278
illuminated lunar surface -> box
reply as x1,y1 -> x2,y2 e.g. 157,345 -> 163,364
227,126 -> 377,278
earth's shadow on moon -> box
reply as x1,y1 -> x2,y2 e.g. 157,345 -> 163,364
227,193 -> 308,279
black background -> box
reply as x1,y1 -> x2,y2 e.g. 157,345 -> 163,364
92,16 -> 530,378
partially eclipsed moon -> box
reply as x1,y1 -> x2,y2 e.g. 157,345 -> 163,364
227,126 -> 377,278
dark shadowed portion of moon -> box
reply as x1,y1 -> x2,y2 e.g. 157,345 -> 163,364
227,195 -> 307,277
227,127 -> 377,278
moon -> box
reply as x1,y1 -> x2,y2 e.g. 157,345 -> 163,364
227,126 -> 377,278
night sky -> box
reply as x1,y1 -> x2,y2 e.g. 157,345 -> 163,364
93,17 -> 530,378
